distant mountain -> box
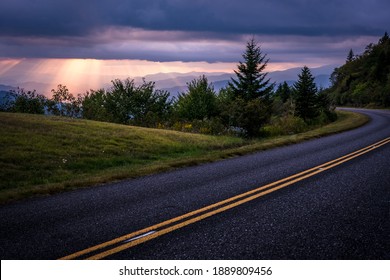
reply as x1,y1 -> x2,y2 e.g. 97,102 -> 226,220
0,82 -> 51,96
268,64 -> 335,88
157,73 -> 234,96
147,73 -> 231,88
1,65 -> 335,99
139,71 -> 228,82
0,84 -> 17,92
0,91 -> 10,99
0,90 -> 13,107
156,65 -> 335,97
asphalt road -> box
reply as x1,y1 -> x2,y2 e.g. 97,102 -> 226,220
0,108 -> 389,260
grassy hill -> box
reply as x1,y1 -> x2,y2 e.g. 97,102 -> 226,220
0,111 -> 368,204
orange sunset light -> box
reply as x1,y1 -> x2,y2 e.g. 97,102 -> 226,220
0,58 -> 305,96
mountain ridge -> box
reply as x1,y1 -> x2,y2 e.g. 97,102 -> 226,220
0,64 -> 335,97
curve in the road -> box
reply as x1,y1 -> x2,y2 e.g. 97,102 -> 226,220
61,136 -> 390,259
0,108 -> 389,260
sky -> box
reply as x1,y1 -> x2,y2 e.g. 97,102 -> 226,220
0,0 -> 389,94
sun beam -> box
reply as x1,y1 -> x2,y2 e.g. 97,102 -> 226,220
0,58 -> 23,76
0,58 -> 307,96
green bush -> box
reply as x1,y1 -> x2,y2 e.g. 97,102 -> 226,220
82,78 -> 172,126
174,75 -> 219,121
262,115 -> 307,136
172,118 -> 226,135
6,88 -> 46,114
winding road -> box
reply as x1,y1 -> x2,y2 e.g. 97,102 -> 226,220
0,108 -> 389,259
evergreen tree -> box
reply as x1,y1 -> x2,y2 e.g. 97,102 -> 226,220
379,31 -> 389,44
229,38 -> 274,102
347,49 -> 354,62
275,81 -> 292,103
294,66 -> 319,121
329,33 -> 390,107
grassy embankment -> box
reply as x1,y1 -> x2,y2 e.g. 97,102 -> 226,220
0,110 -> 368,204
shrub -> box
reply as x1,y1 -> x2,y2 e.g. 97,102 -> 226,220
7,88 -> 47,114
262,115 -> 307,136
175,75 -> 219,121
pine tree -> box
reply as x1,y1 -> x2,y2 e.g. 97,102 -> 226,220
329,33 -> 390,107
347,49 -> 354,62
275,81 -> 291,103
294,66 -> 318,121
229,38 -> 274,102
379,31 -> 389,44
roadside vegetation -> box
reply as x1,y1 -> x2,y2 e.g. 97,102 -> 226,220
1,38 -> 338,138
1,36 -> 383,203
326,32 -> 390,108
0,110 -> 368,204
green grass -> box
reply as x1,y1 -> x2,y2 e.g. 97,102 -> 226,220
0,110 -> 368,204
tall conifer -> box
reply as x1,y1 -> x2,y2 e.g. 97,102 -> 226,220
229,38 -> 273,102
347,49 -> 354,62
294,66 -> 318,121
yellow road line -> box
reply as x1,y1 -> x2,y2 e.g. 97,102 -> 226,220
60,137 -> 390,260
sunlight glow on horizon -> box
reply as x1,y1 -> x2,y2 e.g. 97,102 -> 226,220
0,58 -> 320,96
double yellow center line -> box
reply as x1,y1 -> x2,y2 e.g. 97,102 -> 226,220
60,137 -> 390,260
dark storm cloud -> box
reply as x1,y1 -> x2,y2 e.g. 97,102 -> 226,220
1,0 -> 389,37
0,0 -> 389,61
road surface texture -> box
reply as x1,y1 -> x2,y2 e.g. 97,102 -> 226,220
0,108 -> 389,259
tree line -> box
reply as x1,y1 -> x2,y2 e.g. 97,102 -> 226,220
1,39 -> 336,137
327,32 -> 390,107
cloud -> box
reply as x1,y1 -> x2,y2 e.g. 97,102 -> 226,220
1,0 -> 389,37
0,0 -> 388,63
0,28 -> 378,65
